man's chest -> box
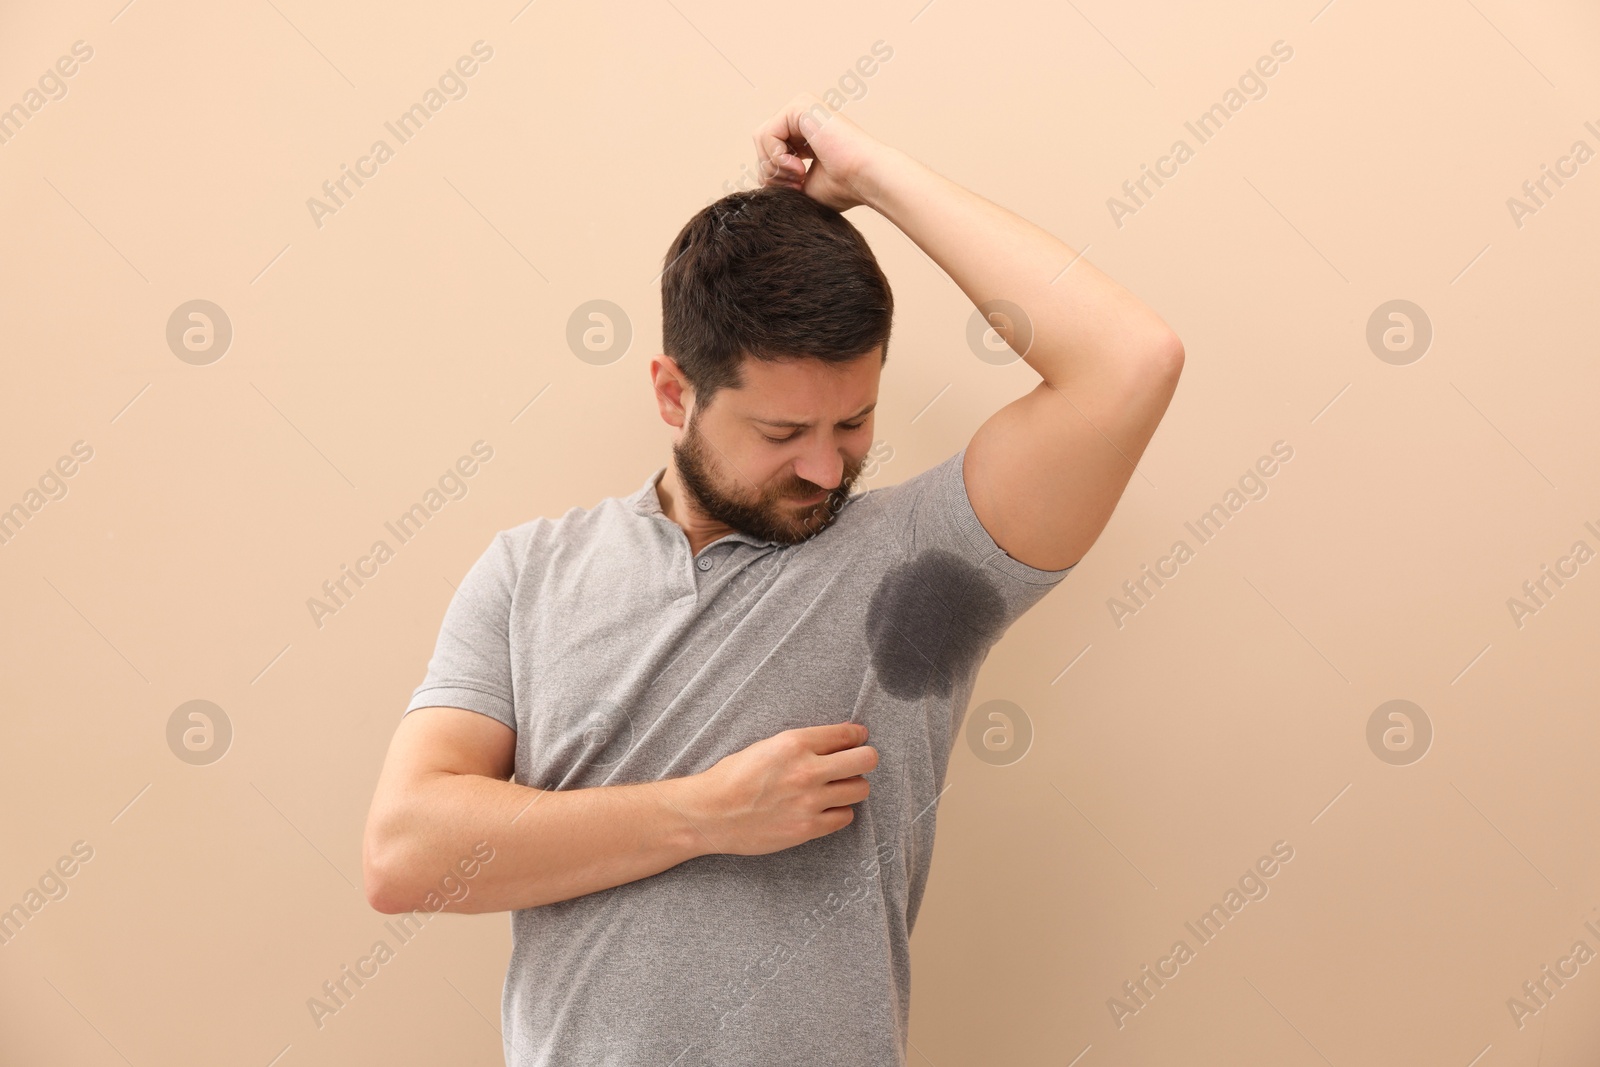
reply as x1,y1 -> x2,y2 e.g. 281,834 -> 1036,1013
505,544 -> 876,782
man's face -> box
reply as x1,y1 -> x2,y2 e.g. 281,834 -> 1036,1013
672,351 -> 881,545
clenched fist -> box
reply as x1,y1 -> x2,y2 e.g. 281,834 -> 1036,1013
752,92 -> 884,212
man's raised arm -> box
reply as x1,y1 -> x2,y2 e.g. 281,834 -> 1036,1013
756,94 -> 1184,572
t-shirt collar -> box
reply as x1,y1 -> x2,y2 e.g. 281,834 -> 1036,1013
627,464 -> 783,549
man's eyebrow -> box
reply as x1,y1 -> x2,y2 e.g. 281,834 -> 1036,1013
751,402 -> 877,429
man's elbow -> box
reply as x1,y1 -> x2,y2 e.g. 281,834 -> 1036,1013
1127,330 -> 1183,402
361,816 -> 414,914
1147,328 -> 1184,379
364,871 -> 409,915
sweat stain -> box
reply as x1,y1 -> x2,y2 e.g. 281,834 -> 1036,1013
865,549 -> 1006,699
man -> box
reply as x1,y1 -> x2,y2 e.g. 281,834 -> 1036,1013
363,93 -> 1182,1065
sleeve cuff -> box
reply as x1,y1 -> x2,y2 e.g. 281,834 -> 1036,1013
403,685 -> 516,731
947,447 -> 1078,586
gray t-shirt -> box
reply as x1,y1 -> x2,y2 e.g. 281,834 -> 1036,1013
404,447 -> 1074,1066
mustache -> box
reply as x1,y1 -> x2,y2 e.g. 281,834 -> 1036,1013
780,463 -> 865,501
780,479 -> 857,505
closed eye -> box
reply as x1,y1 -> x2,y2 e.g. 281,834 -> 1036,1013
763,421 -> 866,444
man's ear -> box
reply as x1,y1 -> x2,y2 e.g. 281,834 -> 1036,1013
650,355 -> 692,429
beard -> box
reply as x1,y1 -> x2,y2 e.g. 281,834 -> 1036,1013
672,408 -> 865,545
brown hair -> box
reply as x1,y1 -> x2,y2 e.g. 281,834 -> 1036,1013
660,185 -> 892,411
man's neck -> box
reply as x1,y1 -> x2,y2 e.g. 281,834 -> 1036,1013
655,464 -> 736,556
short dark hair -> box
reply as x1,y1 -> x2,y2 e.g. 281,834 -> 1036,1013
660,185 -> 892,411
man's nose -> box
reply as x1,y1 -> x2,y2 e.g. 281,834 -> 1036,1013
793,441 -> 846,491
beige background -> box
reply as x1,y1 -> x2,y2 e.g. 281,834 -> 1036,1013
3,0 -> 1599,1063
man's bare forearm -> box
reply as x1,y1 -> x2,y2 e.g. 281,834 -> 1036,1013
856,144 -> 1180,388
365,772 -> 715,914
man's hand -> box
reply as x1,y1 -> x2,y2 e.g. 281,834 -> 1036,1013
752,93 -> 883,212
683,721 -> 878,856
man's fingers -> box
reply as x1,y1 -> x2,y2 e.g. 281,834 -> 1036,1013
795,721 -> 869,756
817,744 -> 878,783
753,97 -> 832,181
754,135 -> 794,183
756,151 -> 805,189
770,152 -> 803,177
749,94 -> 862,205
755,133 -> 785,168
786,93 -> 834,140
754,111 -> 801,167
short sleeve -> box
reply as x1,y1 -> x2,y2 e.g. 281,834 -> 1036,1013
403,530 -> 518,731
858,447 -> 1075,643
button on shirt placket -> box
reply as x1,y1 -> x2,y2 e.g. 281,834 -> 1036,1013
693,545 -> 723,592
689,542 -> 723,601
